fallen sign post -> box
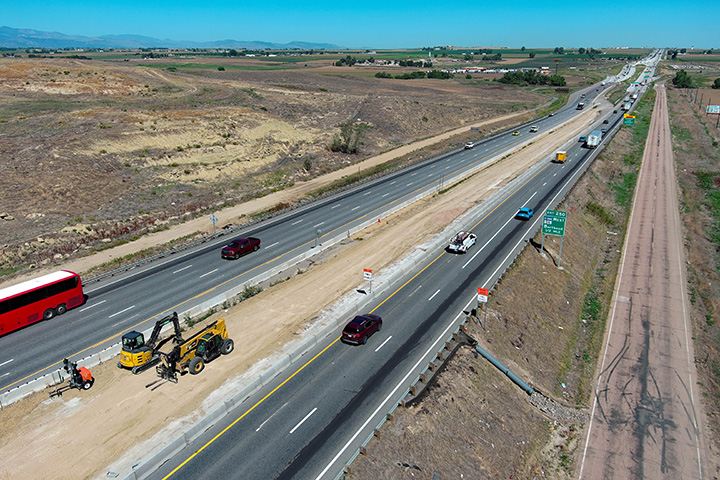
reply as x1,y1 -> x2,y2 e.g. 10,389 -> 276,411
541,209 -> 567,269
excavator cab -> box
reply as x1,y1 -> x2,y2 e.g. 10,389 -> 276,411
122,330 -> 146,350
119,330 -> 153,371
118,312 -> 182,373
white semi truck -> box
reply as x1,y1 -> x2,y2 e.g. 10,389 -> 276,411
586,130 -> 603,149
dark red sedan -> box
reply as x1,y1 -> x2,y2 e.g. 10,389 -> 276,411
342,314 -> 382,345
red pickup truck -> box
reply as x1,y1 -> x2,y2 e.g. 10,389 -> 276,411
221,237 -> 261,259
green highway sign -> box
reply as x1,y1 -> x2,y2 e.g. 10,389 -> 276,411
623,117 -> 635,126
542,209 -> 566,236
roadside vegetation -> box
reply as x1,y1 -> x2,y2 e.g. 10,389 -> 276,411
350,81 -> 651,480
666,80 -> 720,455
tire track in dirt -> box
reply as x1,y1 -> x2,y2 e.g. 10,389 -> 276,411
579,83 -> 707,480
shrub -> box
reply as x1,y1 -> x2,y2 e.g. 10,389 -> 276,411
672,70 -> 694,88
330,121 -> 372,154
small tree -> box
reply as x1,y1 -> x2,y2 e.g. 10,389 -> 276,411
712,78 -> 720,90
330,121 -> 372,154
672,70 -> 694,88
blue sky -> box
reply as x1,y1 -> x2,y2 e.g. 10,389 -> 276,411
2,0 -> 716,49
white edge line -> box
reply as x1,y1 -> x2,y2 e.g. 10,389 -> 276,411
463,215 -> 516,269
316,300 -> 474,479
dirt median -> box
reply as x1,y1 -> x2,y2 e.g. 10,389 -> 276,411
0,105 -> 601,480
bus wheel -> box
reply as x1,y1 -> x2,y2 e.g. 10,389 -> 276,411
56,304 -> 67,315
43,308 -> 55,320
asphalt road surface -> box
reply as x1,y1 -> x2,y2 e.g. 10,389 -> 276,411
0,82 -> 605,391
578,82 -> 708,479
146,75 -> 645,480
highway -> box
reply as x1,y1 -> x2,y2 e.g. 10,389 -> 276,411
0,79 -> 610,391
145,71 -> 651,479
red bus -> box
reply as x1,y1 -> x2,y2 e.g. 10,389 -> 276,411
0,270 -> 85,337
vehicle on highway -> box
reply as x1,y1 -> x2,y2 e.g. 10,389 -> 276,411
603,119 -> 609,124
464,142 -> 475,149
576,102 -> 585,110
515,207 -> 534,220
447,231 -> 477,253
586,130 -> 603,148
221,237 -> 261,259
554,151 -> 567,163
342,314 -> 382,345
613,109 -> 618,114
512,131 -> 520,136
548,113 -> 555,117
581,93 -> 586,98
529,126 -> 538,133
0,270 -> 84,336
579,136 -> 587,143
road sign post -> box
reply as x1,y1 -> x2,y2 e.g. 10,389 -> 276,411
363,268 -> 373,293
541,210 -> 567,268
477,288 -> 489,329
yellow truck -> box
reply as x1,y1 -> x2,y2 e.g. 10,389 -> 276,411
554,151 -> 567,163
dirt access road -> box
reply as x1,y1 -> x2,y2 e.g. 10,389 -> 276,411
578,83 -> 708,478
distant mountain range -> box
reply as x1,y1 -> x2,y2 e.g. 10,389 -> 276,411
0,26 -> 344,50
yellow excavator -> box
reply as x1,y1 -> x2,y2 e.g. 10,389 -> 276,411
154,318 -> 233,383
118,312 -> 184,374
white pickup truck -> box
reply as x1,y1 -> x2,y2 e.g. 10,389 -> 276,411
447,232 -> 477,253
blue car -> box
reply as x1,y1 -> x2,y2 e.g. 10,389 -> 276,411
516,207 -> 534,220
579,136 -> 587,143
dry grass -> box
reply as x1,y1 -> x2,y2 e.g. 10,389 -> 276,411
350,105 -> 642,480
